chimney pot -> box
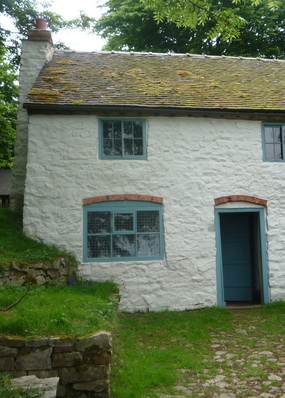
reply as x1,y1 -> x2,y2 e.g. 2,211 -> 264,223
35,18 -> 47,30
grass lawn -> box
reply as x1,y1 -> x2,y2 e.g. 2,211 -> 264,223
0,208 -> 118,337
0,209 -> 75,265
111,307 -> 232,398
0,282 -> 118,337
111,303 -> 285,398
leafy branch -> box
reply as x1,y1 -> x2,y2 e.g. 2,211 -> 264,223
140,0 -> 281,40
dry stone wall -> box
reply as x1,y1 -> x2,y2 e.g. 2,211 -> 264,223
0,258 -> 77,286
0,332 -> 112,397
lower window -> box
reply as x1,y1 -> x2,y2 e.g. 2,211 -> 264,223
83,201 -> 164,261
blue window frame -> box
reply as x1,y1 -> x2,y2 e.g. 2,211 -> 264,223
99,119 -> 147,160
262,123 -> 285,161
83,201 -> 164,262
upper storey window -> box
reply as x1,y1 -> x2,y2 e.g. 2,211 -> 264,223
99,119 -> 147,160
263,124 -> 285,161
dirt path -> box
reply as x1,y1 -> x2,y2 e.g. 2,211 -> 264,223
160,310 -> 285,398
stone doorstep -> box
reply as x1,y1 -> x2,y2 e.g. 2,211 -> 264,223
11,375 -> 59,398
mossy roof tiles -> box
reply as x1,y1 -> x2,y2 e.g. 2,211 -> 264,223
24,51 -> 285,112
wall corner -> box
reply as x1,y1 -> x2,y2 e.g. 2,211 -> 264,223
10,20 -> 54,212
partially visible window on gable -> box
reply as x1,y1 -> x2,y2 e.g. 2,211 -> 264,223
83,201 -> 163,262
99,119 -> 146,159
263,124 -> 285,161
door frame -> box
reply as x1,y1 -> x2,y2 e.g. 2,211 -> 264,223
215,207 -> 269,307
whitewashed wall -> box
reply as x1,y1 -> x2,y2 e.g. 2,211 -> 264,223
23,115 -> 285,311
11,39 -> 54,210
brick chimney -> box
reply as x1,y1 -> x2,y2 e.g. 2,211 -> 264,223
28,18 -> 52,42
11,19 -> 54,211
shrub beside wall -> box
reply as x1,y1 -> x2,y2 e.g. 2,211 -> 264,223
0,258 -> 77,286
0,332 -> 112,397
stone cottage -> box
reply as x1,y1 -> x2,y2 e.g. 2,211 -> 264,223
12,20 -> 285,311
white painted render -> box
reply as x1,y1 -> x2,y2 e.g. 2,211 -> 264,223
22,114 -> 285,311
11,39 -> 54,210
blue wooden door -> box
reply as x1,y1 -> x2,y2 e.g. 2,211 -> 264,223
220,213 -> 253,301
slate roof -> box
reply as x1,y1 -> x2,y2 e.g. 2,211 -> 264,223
24,51 -> 285,114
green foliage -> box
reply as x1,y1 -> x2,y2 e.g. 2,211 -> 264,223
0,374 -> 42,398
0,208 -> 77,264
95,0 -> 285,58
140,0 -> 281,41
0,282 -> 118,336
95,0 -> 205,53
0,0 -> 92,170
208,0 -> 285,58
0,0 -> 95,63
0,47 -> 17,169
0,0 -> 85,64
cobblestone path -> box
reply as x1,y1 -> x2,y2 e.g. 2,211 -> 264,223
160,310 -> 285,398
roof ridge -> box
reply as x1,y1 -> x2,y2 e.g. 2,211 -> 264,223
54,50 -> 285,63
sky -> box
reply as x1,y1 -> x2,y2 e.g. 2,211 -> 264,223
1,0 -> 108,52
48,0 -> 108,51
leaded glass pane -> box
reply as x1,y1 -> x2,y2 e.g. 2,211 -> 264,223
137,234 -> 160,257
134,139 -> 143,155
88,212 -> 111,234
87,235 -> 111,258
265,127 -> 281,143
124,139 -> 134,156
274,144 -> 282,159
124,122 -> 133,138
114,213 -> 133,231
266,143 -> 282,160
114,139 -> 122,156
113,122 -> 122,138
137,211 -> 159,232
272,127 -> 281,143
265,127 -> 274,143
113,234 -> 135,257
102,121 -> 112,139
134,122 -> 143,138
265,144 -> 275,160
103,129 -> 111,139
103,139 -> 112,156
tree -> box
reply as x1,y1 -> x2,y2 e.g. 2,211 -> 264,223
95,0 -> 202,52
0,46 -> 17,169
0,0 -> 90,169
140,0 -> 281,41
95,0 -> 285,58
0,0 -> 66,170
0,0 -> 86,65
208,0 -> 285,58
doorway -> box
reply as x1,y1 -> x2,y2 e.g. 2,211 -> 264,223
215,209 -> 269,307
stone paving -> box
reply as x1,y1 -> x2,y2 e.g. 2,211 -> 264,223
160,310 -> 285,398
